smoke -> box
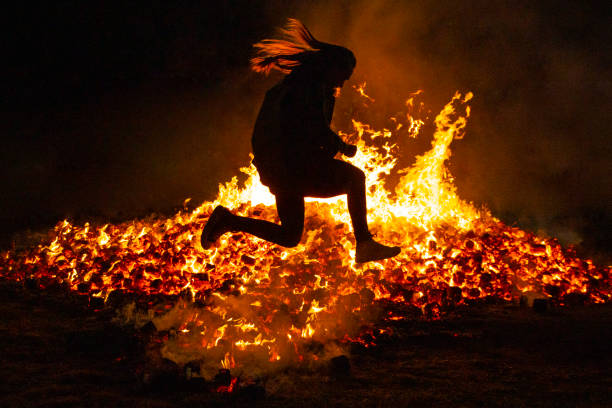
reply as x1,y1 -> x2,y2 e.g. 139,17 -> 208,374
283,0 -> 611,255
3,1 -> 610,258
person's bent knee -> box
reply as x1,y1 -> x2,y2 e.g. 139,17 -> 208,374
278,229 -> 302,247
351,167 -> 366,184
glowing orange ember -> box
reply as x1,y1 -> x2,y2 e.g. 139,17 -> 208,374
1,85 -> 610,377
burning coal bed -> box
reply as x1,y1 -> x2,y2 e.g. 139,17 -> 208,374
1,87 -> 610,393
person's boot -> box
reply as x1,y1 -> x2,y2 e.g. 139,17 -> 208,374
201,206 -> 232,249
355,239 -> 401,263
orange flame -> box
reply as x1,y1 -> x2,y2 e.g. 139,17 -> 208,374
353,81 -> 375,104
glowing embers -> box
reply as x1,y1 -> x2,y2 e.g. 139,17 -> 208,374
0,84 -> 610,377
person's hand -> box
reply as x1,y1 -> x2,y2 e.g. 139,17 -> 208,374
341,143 -> 358,158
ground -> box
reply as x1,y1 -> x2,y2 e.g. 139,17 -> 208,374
1,281 -> 610,408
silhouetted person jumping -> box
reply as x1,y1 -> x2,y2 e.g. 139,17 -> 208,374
201,19 -> 400,263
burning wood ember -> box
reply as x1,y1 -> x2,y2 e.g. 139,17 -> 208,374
1,86 -> 610,381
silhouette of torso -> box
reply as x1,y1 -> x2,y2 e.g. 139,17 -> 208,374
252,74 -> 341,192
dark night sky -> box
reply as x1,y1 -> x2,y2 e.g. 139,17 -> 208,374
2,1 -> 611,258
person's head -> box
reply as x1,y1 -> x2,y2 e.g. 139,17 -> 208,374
251,19 -> 356,87
319,45 -> 356,88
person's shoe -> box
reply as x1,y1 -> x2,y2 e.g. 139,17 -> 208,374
201,206 -> 232,249
355,239 -> 401,263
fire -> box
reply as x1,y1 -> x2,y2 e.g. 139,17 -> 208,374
0,84 -> 610,378
353,81 -> 375,104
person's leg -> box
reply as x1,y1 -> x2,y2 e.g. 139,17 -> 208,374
224,193 -> 305,247
303,159 -> 400,262
202,159 -> 399,260
341,164 -> 371,243
303,160 -> 371,243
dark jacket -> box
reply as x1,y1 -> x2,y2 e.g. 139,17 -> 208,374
252,74 -> 343,191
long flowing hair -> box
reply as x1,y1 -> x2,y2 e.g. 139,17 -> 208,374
251,19 -> 354,75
